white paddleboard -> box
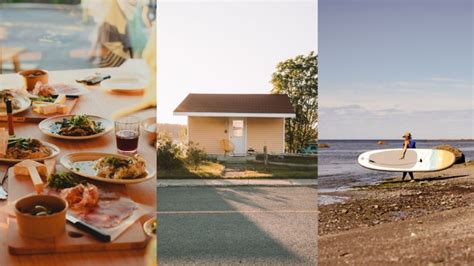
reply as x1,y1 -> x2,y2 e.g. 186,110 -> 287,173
358,148 -> 455,172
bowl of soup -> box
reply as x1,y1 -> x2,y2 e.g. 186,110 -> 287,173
15,194 -> 67,239
18,69 -> 49,91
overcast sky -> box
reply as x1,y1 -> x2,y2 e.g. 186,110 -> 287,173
319,0 -> 473,139
157,1 -> 318,124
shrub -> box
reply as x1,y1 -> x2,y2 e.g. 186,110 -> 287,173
157,134 -> 183,170
185,142 -> 207,170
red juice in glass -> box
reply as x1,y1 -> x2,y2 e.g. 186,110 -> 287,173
116,130 -> 139,152
115,117 -> 140,154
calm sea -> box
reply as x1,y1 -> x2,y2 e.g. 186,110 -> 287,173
318,139 -> 474,191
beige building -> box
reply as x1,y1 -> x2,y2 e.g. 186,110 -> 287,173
174,93 -> 296,156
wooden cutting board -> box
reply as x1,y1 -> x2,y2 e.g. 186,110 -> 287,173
0,97 -> 79,123
7,166 -> 149,255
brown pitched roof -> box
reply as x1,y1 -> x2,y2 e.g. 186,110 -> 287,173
174,93 -> 295,114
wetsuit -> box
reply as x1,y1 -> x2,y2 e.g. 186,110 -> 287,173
402,139 -> 416,180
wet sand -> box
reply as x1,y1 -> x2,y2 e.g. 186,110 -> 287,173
318,162 -> 474,265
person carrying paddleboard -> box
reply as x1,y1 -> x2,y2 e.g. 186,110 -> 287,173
400,132 -> 416,181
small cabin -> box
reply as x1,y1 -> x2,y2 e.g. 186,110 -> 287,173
174,93 -> 296,156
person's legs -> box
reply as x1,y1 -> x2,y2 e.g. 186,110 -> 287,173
409,172 -> 414,180
402,172 -> 407,181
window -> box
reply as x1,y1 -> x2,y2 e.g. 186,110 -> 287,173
232,120 -> 243,137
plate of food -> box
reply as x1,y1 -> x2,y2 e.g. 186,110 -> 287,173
0,89 -> 31,115
38,114 -> 113,140
60,153 -> 156,184
0,137 -> 60,163
100,77 -> 148,92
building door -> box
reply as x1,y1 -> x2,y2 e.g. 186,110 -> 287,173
229,118 -> 246,155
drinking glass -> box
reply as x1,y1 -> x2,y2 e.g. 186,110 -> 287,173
115,116 -> 140,154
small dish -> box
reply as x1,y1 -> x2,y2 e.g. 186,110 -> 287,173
140,117 -> 157,145
143,217 -> 156,237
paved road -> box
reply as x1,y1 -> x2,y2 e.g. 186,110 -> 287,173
157,186 -> 318,265
0,5 -> 95,71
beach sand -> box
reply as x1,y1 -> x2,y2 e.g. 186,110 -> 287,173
318,162 -> 474,265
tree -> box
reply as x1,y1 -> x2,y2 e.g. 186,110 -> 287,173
271,51 -> 317,153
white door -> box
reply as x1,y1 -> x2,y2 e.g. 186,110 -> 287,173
229,118 -> 246,155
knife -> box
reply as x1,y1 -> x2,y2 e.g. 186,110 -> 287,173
66,214 -> 111,242
0,186 -> 6,200
0,166 -> 8,200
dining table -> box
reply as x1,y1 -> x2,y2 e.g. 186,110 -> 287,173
0,62 -> 156,266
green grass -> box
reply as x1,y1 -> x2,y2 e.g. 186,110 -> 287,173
229,162 -> 316,178
158,161 -> 224,178
158,161 -> 316,179
255,154 -> 317,165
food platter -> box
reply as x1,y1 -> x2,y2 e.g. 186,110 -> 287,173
0,139 -> 60,163
60,152 -> 156,184
38,114 -> 113,140
101,77 -> 148,92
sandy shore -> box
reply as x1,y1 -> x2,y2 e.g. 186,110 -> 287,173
319,162 -> 474,265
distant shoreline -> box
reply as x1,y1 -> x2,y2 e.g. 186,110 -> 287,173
319,139 -> 474,141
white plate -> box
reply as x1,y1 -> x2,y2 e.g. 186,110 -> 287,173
38,115 -> 113,140
101,77 -> 147,92
60,152 -> 156,184
0,93 -> 31,115
0,141 -> 60,163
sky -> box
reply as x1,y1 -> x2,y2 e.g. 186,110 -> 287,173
319,0 -> 473,139
157,0 -> 318,124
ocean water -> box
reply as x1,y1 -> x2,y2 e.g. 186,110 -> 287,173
318,139 -> 474,191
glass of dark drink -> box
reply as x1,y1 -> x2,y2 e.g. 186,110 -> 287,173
115,116 -> 140,154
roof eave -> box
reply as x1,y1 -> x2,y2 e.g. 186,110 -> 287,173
173,112 -> 296,118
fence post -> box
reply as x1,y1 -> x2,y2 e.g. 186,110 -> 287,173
263,145 -> 268,170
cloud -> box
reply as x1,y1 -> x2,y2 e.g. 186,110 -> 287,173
321,77 -> 473,113
319,105 -> 474,139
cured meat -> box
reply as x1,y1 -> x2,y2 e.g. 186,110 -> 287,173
60,184 -> 99,210
33,82 -> 55,96
59,184 -> 137,229
52,84 -> 82,94
72,197 -> 137,229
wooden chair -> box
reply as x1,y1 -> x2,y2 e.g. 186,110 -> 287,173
0,47 -> 25,74
220,139 -> 234,156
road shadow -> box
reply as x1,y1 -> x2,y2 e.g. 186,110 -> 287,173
157,186 -> 317,264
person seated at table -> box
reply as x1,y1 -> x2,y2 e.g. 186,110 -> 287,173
89,0 -> 152,67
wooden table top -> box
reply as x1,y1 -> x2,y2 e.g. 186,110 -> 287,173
0,65 -> 156,266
